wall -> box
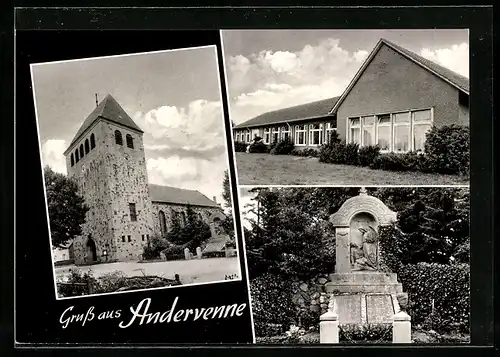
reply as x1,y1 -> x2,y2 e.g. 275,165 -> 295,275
458,102 -> 469,126
151,203 -> 224,237
336,43 -> 462,141
291,274 -> 332,316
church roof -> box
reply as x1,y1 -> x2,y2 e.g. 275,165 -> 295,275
67,94 -> 143,151
233,96 -> 339,129
149,184 -> 220,208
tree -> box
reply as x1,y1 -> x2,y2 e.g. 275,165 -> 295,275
44,166 -> 89,248
165,205 -> 211,251
222,170 -> 232,210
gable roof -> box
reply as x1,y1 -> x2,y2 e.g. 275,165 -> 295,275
67,94 -> 143,152
233,96 -> 339,129
149,184 -> 220,208
330,38 -> 470,114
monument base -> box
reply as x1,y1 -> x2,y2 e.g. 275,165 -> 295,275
325,271 -> 403,294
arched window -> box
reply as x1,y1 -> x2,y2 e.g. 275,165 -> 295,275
85,139 -> 90,154
159,210 -> 166,237
115,130 -> 123,145
180,212 -> 187,227
126,134 -> 134,149
79,144 -> 84,158
70,153 -> 74,167
75,149 -> 79,163
90,133 -> 96,149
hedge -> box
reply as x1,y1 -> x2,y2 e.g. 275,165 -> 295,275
270,138 -> 295,155
424,125 -> 469,175
249,141 -> 269,153
291,148 -> 319,157
234,141 -> 247,152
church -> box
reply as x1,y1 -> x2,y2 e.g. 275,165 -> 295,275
58,94 -> 226,266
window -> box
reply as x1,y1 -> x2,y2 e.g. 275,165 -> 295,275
308,124 -> 323,146
115,130 -> 123,145
159,210 -> 166,236
393,112 -> 410,153
349,118 -> 361,144
90,133 -> 96,149
362,116 -> 375,146
325,122 -> 337,144
280,126 -> 290,141
85,139 -> 90,154
244,131 -> 250,143
75,149 -> 79,163
377,114 -> 391,151
127,235 -> 131,242
235,132 -> 240,142
271,126 -> 280,144
146,234 -> 149,240
121,236 -> 125,242
412,109 -> 432,151
71,153 -> 74,167
180,212 -> 187,227
263,128 -> 271,144
141,234 -> 145,241
294,125 -> 307,146
79,144 -> 84,158
129,203 -> 137,221
126,134 -> 134,149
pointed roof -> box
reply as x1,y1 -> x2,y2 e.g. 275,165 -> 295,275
149,184 -> 220,208
330,38 -> 469,114
233,96 -> 339,129
67,94 -> 143,150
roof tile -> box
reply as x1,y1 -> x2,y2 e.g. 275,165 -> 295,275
149,184 -> 220,208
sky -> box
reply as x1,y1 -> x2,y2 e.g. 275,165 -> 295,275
238,187 -> 257,230
31,45 -> 231,204
221,29 -> 469,125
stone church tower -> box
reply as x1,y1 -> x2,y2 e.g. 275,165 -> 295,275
63,94 -> 154,265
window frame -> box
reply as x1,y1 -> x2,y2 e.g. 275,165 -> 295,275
129,203 -> 137,222
411,108 -> 433,152
115,130 -> 123,146
271,126 -> 280,144
90,133 -> 96,149
280,125 -> 290,141
294,124 -> 307,146
126,134 -> 134,149
245,131 -> 250,143
325,122 -> 337,144
308,123 -> 323,146
263,127 -> 271,144
348,118 -> 361,145
376,114 -> 392,153
392,111 -> 411,154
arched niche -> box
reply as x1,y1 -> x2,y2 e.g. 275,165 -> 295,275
329,194 -> 396,228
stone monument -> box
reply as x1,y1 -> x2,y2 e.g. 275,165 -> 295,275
325,187 -> 408,325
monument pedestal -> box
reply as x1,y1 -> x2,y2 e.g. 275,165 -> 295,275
325,272 -> 403,294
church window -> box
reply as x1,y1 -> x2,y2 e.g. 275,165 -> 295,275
115,130 -> 123,145
90,133 -> 96,149
70,153 -> 74,167
141,234 -> 145,241
79,144 -> 84,158
85,139 -> 90,154
159,210 -> 167,237
127,235 -> 131,242
75,149 -> 79,163
180,211 -> 187,227
126,134 -> 134,149
129,203 -> 137,222
121,236 -> 125,242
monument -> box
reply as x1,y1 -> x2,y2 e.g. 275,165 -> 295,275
325,187 -> 408,325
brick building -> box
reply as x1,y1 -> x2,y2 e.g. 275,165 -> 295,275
232,38 -> 469,153
62,94 -> 225,265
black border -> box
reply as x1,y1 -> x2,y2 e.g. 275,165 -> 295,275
3,5 -> 495,356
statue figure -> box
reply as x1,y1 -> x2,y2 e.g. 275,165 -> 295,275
350,226 -> 379,271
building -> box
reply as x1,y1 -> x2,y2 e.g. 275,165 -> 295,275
233,38 -> 469,153
62,94 -> 225,265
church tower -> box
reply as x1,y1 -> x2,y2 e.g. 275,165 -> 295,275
63,94 -> 154,264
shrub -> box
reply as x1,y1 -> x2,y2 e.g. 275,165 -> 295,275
233,141 -> 247,152
142,234 -> 169,260
161,244 -> 186,261
270,137 -> 295,155
249,141 -> 269,153
398,262 -> 470,334
424,125 -> 469,175
57,269 -> 97,297
290,148 -> 318,157
339,324 -> 392,343
358,145 -> 381,167
204,251 -> 226,258
250,273 -> 297,337
343,142 -> 360,165
370,152 -> 424,172
319,142 -> 346,164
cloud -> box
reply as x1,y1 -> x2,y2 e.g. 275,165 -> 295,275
420,43 -> 469,78
41,139 -> 67,175
354,50 -> 369,62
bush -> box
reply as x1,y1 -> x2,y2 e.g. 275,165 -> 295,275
161,244 -> 186,261
270,138 -> 295,155
339,324 -> 392,343
424,125 -> 469,175
204,251 -> 226,258
358,145 -> 381,167
370,152 -> 425,172
142,235 -> 169,260
398,262 -> 469,334
249,141 -> 269,153
318,142 -> 346,164
344,142 -> 360,165
233,141 -> 247,152
250,274 -> 297,337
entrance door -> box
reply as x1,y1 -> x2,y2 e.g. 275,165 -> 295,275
86,236 -> 97,263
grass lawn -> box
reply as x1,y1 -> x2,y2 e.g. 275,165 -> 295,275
235,153 -> 469,186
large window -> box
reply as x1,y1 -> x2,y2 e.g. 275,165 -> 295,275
271,127 -> 280,144
349,118 -> 361,144
294,125 -> 307,146
325,122 -> 336,144
393,112 -> 410,153
308,124 -> 323,146
159,210 -> 166,236
412,109 -> 432,151
349,108 -> 433,153
377,115 -> 391,151
245,131 -> 250,143
129,203 -> 137,222
280,126 -> 290,141
264,128 -> 271,144
235,132 -> 240,142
